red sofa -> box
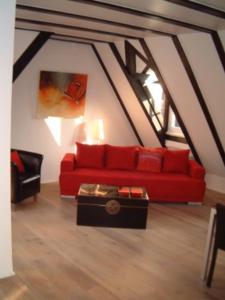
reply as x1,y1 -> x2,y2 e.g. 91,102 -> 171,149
59,143 -> 206,203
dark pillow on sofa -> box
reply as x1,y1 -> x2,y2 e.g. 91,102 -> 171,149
137,149 -> 163,173
11,150 -> 25,173
106,145 -> 138,170
163,149 -> 190,174
76,142 -> 105,169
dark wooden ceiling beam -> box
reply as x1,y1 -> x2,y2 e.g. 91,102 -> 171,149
125,41 -> 149,65
125,41 -> 137,75
211,31 -> 225,73
13,31 -> 51,82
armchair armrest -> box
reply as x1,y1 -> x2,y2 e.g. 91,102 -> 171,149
11,162 -> 20,185
11,162 -> 21,203
188,160 -> 205,179
61,153 -> 76,172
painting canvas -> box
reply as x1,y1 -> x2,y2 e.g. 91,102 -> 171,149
37,71 -> 88,118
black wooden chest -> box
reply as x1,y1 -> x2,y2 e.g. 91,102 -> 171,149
77,184 -> 149,229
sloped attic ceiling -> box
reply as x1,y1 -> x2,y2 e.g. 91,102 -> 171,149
16,0 -> 225,41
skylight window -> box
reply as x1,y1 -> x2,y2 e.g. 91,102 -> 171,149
141,68 -> 184,142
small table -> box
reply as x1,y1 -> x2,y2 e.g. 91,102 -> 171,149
77,184 -> 149,229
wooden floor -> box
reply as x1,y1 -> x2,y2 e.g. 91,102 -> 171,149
1,183 -> 225,300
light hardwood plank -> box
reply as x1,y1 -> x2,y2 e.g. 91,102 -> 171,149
0,183 -> 225,300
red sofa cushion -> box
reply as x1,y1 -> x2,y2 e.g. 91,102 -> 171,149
106,145 -> 137,170
11,151 -> 25,173
76,142 -> 105,169
143,147 -> 167,155
137,148 -> 162,173
163,149 -> 190,174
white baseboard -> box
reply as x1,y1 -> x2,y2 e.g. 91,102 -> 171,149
0,270 -> 15,280
205,174 -> 225,194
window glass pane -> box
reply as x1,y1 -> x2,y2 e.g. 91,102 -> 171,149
143,69 -> 165,128
167,108 -> 184,137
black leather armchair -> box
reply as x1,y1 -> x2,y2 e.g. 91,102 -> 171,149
11,149 -> 43,204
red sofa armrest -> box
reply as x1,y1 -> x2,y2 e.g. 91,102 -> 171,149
61,153 -> 76,172
188,160 -> 205,179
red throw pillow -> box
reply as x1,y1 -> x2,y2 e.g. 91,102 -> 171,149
106,145 -> 138,170
163,149 -> 190,174
11,151 -> 25,173
150,147 -> 167,155
76,142 -> 105,169
137,149 -> 162,173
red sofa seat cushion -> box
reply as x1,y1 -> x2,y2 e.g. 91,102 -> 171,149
76,142 -> 105,169
137,148 -> 164,173
163,149 -> 190,174
59,168 -> 205,202
105,145 -> 138,170
11,150 -> 25,173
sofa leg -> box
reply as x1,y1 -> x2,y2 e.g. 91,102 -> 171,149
188,202 -> 202,205
61,195 -> 75,200
33,194 -> 38,202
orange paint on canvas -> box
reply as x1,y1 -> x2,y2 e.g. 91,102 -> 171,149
37,71 -> 88,118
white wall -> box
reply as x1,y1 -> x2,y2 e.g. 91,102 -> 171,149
144,34 -> 225,193
12,31 -> 138,183
0,0 -> 15,279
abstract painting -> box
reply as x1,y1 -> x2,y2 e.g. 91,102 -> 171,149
37,71 -> 88,118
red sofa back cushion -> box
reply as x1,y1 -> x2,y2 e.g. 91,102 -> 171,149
11,150 -> 25,173
76,142 -> 105,169
106,145 -> 137,170
163,149 -> 190,174
137,148 -> 163,173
